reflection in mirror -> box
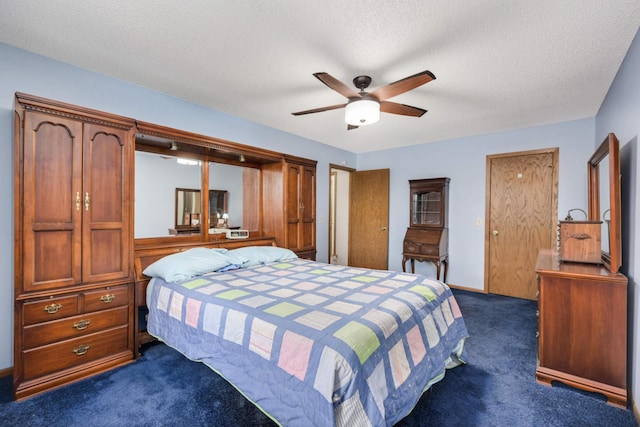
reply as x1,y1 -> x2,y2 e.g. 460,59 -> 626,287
209,162 -> 260,232
176,188 -> 201,232
135,151 -> 201,238
599,154 -> 610,254
209,190 -> 228,223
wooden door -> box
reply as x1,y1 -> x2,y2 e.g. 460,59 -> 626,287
82,123 -> 131,283
349,169 -> 390,269
485,149 -> 557,300
22,112 -> 83,292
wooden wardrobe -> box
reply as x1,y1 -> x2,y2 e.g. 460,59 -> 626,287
13,93 -> 136,400
263,155 -> 317,260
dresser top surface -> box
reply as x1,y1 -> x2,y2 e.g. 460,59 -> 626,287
535,249 -> 627,282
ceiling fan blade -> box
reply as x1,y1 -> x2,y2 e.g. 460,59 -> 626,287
380,101 -> 427,117
347,124 -> 359,131
370,70 -> 436,101
313,72 -> 361,99
292,103 -> 347,116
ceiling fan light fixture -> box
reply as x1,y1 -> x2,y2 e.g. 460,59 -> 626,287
345,99 -> 380,126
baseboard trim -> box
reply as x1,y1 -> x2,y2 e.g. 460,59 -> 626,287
447,283 -> 485,293
0,367 -> 12,378
632,394 -> 639,424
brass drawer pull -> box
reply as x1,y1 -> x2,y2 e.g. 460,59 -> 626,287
73,319 -> 91,331
100,294 -> 115,303
73,344 -> 90,356
43,303 -> 62,314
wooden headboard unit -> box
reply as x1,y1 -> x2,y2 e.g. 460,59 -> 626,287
134,236 -> 277,306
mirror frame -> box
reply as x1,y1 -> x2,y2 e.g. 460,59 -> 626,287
175,188 -> 202,231
588,133 -> 621,273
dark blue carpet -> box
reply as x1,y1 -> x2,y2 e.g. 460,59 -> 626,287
0,290 -> 637,426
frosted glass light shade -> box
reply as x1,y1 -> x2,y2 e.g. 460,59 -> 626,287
345,99 -> 380,126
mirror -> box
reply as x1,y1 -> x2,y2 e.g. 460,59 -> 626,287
135,150 -> 202,238
133,121 -> 282,241
598,153 -> 610,254
209,162 -> 260,231
588,133 -> 622,272
175,188 -> 202,233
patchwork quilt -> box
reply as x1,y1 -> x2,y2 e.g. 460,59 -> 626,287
147,259 -> 468,426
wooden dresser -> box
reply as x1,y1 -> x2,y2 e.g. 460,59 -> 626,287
535,249 -> 627,408
402,178 -> 449,281
13,93 -> 136,400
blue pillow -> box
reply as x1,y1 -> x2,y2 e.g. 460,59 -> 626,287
143,248 -> 233,283
228,246 -> 298,267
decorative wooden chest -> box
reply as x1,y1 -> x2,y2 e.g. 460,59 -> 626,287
558,220 -> 602,264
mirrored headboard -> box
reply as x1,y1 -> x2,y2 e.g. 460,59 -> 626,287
134,120 -> 281,242
588,133 -> 622,273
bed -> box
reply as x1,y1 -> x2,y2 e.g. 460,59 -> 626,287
143,246 -> 468,426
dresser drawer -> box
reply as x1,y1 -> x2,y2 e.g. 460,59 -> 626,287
403,241 -> 420,253
23,306 -> 129,349
403,241 -> 439,256
23,295 -> 80,325
84,285 -> 129,312
22,325 -> 129,380
419,245 -> 438,255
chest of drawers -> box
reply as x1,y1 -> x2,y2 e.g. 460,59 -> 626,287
14,284 -> 134,399
535,249 -> 627,408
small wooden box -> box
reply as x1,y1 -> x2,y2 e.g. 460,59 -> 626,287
558,221 -> 602,264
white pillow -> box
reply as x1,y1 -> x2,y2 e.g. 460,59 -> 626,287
143,248 -> 233,283
228,246 -> 298,267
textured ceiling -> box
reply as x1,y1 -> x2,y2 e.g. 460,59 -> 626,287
1,1 -> 639,153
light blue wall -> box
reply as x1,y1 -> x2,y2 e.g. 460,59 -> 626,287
0,43 -> 356,370
596,27 -> 640,416
357,119 -> 595,286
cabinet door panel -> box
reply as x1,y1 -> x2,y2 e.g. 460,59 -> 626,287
300,166 -> 316,250
23,113 -> 82,292
82,124 -> 131,283
285,164 -> 301,250
286,164 -> 300,222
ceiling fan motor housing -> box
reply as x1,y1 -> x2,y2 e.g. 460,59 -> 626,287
353,75 -> 372,92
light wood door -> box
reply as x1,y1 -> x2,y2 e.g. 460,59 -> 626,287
485,149 -> 557,300
349,169 -> 389,269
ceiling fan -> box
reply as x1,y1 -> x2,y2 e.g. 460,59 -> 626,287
292,69 -> 436,130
